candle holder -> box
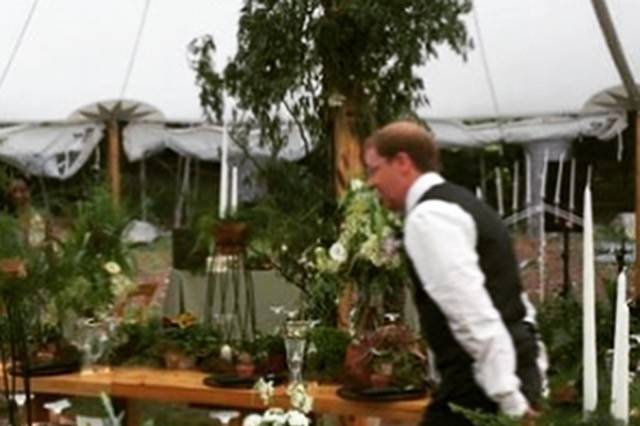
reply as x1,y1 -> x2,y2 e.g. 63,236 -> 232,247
203,221 -> 256,342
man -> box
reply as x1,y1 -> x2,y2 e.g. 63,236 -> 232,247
364,121 -> 542,425
7,178 -> 47,248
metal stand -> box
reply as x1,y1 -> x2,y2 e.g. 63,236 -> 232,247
203,223 -> 257,342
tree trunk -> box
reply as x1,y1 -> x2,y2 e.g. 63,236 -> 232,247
107,120 -> 121,208
333,99 -> 364,198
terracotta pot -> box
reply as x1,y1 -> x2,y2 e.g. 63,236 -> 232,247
164,350 -> 196,370
214,222 -> 248,254
235,362 -> 256,378
370,372 -> 392,389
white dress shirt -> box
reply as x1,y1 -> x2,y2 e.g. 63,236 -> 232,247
403,172 -> 530,417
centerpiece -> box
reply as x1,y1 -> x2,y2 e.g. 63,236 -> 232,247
303,179 -> 407,334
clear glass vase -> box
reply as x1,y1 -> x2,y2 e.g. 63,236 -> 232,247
284,320 -> 313,384
72,317 -> 110,375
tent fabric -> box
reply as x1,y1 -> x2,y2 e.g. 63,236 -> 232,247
431,112 -> 627,148
1,1 -> 639,124
0,111 -> 623,182
122,123 -> 310,162
0,123 -> 103,179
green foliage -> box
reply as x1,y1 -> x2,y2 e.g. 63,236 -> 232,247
240,158 -> 340,323
0,213 -> 24,259
306,326 -> 351,381
253,332 -> 285,357
67,185 -> 131,270
452,401 -> 640,426
158,314 -> 220,358
108,318 -> 164,366
193,0 -> 471,142
48,186 -> 133,318
537,289 -> 619,386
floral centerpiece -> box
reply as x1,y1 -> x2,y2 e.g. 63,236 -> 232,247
302,179 -> 407,333
344,323 -> 428,391
243,380 -> 313,426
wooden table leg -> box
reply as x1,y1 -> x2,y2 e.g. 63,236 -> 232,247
125,399 -> 142,426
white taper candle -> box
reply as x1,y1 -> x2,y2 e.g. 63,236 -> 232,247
540,149 -> 549,200
554,152 -> 565,205
219,125 -> 229,219
512,160 -> 519,212
495,167 -> 504,216
582,184 -> 598,415
230,166 -> 238,215
525,153 -> 532,205
569,159 -> 576,212
611,270 -> 629,424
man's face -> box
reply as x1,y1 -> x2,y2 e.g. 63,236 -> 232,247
364,147 -> 406,212
9,181 -> 30,208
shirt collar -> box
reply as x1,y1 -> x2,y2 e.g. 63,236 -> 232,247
405,172 -> 445,214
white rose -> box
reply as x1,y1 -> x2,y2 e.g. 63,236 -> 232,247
242,414 -> 263,426
349,179 -> 364,191
103,261 -> 121,275
286,410 -> 310,426
329,242 -> 347,264
262,408 -> 286,424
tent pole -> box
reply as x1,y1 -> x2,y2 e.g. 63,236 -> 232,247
107,120 -> 121,208
591,0 -> 640,296
635,112 -> 640,296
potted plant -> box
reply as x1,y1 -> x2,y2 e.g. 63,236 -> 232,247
158,313 -> 219,370
343,324 -> 427,390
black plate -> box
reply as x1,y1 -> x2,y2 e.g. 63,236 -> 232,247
9,359 -> 81,377
337,385 -> 428,402
203,372 -> 287,389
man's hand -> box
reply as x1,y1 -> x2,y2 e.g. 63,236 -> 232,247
521,408 -> 540,426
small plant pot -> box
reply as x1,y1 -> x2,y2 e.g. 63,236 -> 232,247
164,350 -> 196,370
370,372 -> 392,389
214,222 -> 248,254
235,362 -> 256,378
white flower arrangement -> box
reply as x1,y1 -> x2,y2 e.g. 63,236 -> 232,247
308,179 -> 403,276
247,381 -> 313,426
299,178 -> 408,332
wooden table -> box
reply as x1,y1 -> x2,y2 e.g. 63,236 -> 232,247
3,368 -> 428,425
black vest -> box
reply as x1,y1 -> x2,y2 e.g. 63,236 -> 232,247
408,182 -> 526,400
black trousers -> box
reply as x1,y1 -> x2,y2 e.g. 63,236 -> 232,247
421,323 -> 542,426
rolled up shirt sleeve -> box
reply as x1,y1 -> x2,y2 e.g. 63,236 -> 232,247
404,200 -> 529,417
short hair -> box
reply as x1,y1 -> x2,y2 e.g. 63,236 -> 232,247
364,121 -> 441,172
7,178 -> 28,194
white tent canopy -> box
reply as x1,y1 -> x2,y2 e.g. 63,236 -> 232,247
1,0 -> 638,123
0,0 -> 241,123
0,0 -> 638,179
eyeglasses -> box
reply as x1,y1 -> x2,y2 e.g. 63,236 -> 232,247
366,155 -> 395,178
